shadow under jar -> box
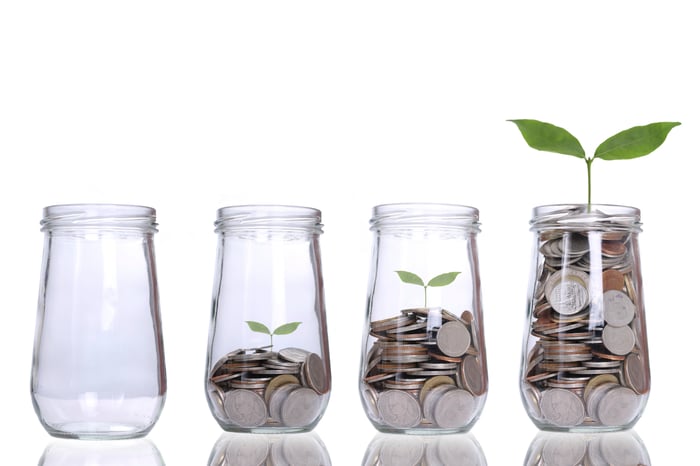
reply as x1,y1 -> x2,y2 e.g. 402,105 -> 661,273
359,203 -> 488,434
205,205 -> 331,433
31,204 -> 167,440
520,204 -> 651,432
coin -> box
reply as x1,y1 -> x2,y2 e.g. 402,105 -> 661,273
603,290 -> 636,327
602,325 -> 636,355
623,352 -> 650,395
278,347 -> 311,364
433,388 -> 476,428
544,270 -> 590,316
223,389 -> 268,428
264,375 -> 300,403
423,384 -> 456,422
281,387 -> 322,428
540,388 -> 585,427
269,383 -> 301,422
436,321 -> 471,357
419,375 -> 455,403
597,386 -> 640,426
602,269 -> 625,291
304,352 -> 329,394
376,389 -> 422,428
459,355 -> 486,396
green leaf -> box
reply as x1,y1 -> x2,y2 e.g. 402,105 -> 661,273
246,321 -> 271,335
594,122 -> 681,160
395,270 -> 425,286
509,119 -> 586,158
273,321 -> 302,335
427,272 -> 461,287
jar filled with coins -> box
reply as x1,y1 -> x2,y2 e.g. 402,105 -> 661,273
359,203 -> 488,434
206,205 -> 331,433
31,204 -> 167,439
520,204 -> 651,432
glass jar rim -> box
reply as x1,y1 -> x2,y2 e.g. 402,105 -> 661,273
370,202 -> 480,231
530,204 -> 641,232
41,203 -> 157,232
215,204 -> 323,233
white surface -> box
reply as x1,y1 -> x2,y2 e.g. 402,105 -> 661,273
1,1 -> 697,464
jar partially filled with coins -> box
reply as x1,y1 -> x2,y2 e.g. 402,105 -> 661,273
206,205 -> 331,433
359,203 -> 488,434
520,204 -> 651,432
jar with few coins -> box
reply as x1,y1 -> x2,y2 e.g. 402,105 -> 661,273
359,203 -> 488,434
520,204 -> 651,432
205,205 -> 331,433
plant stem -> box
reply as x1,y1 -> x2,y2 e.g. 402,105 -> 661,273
585,157 -> 593,211
423,286 -> 428,308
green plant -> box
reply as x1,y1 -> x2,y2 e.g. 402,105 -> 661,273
245,320 -> 301,349
508,119 -> 680,208
395,271 -> 461,307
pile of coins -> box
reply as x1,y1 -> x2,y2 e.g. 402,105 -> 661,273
361,307 -> 486,430
525,431 -> 650,465
522,231 -> 649,428
208,346 -> 329,429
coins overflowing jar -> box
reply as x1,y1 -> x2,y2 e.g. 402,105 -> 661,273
359,203 -> 488,434
31,204 -> 167,439
205,205 -> 331,433
520,204 -> 651,432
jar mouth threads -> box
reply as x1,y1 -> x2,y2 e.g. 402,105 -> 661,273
370,203 -> 480,234
530,204 -> 641,233
40,203 -> 158,233
215,205 -> 323,235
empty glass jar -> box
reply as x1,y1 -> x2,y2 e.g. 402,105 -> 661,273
520,204 -> 651,431
359,203 -> 488,434
31,204 -> 167,439
205,205 -> 331,433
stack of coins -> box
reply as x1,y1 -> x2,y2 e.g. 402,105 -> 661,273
523,232 -> 649,428
362,307 -> 485,430
208,346 -> 328,429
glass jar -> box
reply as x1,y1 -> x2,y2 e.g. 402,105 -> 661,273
205,205 -> 331,433
31,204 -> 167,439
359,203 -> 488,434
520,204 -> 651,432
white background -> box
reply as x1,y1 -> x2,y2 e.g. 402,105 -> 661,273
1,1 -> 697,464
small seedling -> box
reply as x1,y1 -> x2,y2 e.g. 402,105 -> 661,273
245,320 -> 301,349
509,119 -> 680,208
395,271 -> 461,307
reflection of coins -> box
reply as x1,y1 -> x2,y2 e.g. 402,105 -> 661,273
224,390 -> 267,428
377,390 -> 421,428
425,435 -> 485,466
304,352 -> 329,394
542,434 -> 586,465
597,386 -> 640,426
278,435 -> 326,466
436,321 -> 471,357
623,352 -> 650,394
223,435 -> 269,466
599,431 -> 646,465
602,325 -> 636,355
603,290 -> 636,327
433,388 -> 476,429
545,270 -> 590,316
540,389 -> 585,427
281,387 -> 322,428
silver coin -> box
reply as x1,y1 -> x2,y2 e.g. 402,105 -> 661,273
597,386 -> 640,426
377,389 -> 422,428
545,270 -> 590,316
269,383 -> 301,422
585,382 -> 618,421
278,347 -> 311,364
602,325 -> 636,356
208,386 -> 227,419
223,389 -> 268,428
603,290 -> 636,327
540,389 -> 585,427
436,321 -> 471,357
433,388 -> 476,429
304,352 -> 329,394
459,355 -> 486,396
623,352 -> 650,395
423,384 -> 456,422
281,387 -> 322,428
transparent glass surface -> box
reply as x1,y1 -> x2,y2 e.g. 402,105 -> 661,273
38,439 -> 165,466
31,204 -> 167,439
359,203 -> 488,434
208,432 -> 331,465
363,432 -> 486,466
205,205 -> 331,433
520,204 -> 650,432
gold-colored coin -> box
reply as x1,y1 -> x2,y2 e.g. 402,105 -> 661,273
419,376 -> 456,403
264,374 -> 300,403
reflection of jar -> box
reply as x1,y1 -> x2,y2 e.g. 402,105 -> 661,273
31,204 -> 167,439
363,432 -> 487,466
359,203 -> 488,434
520,205 -> 651,432
524,430 -> 651,465
208,432 -> 331,465
205,205 -> 331,433
39,439 -> 165,466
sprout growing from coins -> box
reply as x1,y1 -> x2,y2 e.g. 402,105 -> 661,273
395,271 -> 461,307
245,320 -> 302,349
508,119 -> 681,209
